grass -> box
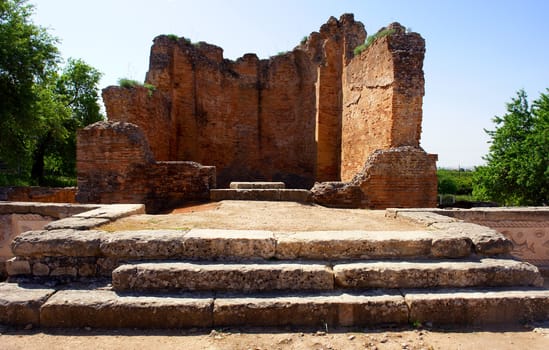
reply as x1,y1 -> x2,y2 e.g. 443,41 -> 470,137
118,78 -> 156,96
354,28 -> 396,56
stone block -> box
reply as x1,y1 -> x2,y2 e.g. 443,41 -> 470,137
0,282 -> 55,326
40,289 -> 213,328
5,257 -> 31,275
73,204 -> 145,220
333,258 -> 542,289
213,291 -> 408,327
230,182 -> 285,189
275,231 -> 435,260
99,230 -> 188,259
182,229 -> 276,260
45,217 -> 110,230
112,261 -> 333,292
11,229 -> 104,257
405,288 -> 549,325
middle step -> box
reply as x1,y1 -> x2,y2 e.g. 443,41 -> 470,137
111,259 -> 542,292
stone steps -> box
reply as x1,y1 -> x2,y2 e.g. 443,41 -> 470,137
2,282 -> 549,328
111,258 -> 541,292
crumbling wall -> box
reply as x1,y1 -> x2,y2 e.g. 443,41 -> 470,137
94,14 -> 438,209
76,121 -> 215,213
341,23 -> 425,181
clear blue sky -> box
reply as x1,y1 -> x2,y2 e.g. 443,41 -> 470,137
31,0 -> 549,168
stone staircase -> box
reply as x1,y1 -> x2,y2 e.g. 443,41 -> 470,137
210,182 -> 312,202
1,205 -> 549,329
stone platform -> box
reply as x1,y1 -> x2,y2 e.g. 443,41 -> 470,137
1,202 -> 549,329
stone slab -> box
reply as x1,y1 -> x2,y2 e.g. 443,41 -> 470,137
11,229 -> 105,257
40,289 -> 213,328
44,217 -> 111,230
183,229 -> 276,260
213,290 -> 408,327
0,282 -> 56,326
112,261 -> 333,292
405,288 -> 549,325
275,231 -> 471,260
210,189 -> 311,202
230,182 -> 285,189
73,204 -> 145,220
333,258 -> 543,289
99,230 -> 188,259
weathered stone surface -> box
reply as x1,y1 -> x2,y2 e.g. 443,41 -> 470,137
112,261 -> 333,292
73,204 -> 145,220
40,289 -> 213,328
275,231 -> 471,260
11,230 -> 104,257
45,217 -> 110,230
0,282 -> 55,326
333,258 -> 543,289
431,222 -> 513,255
182,229 -> 276,260
213,290 -> 408,327
0,187 -> 76,204
230,182 -> 285,189
99,230 -> 188,259
405,288 -> 549,325
5,257 -> 31,275
210,189 -> 311,202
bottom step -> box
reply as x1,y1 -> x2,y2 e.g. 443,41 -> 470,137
1,283 -> 549,328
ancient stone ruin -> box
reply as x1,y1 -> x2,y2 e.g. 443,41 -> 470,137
77,14 -> 438,212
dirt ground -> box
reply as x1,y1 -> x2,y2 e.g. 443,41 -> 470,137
100,201 -> 422,232
2,325 -> 549,350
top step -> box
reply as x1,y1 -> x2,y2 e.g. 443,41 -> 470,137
229,182 -> 285,189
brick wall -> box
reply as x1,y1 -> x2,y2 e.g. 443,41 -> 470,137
76,121 -> 215,213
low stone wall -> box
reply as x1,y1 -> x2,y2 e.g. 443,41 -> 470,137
389,207 -> 549,273
0,187 -> 76,203
0,202 -> 143,281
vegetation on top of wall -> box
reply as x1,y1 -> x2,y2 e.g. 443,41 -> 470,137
300,36 -> 308,45
118,78 -> 156,96
353,28 -> 396,56
167,34 -> 179,41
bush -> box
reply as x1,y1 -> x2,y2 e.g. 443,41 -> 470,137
354,28 -> 396,56
118,78 -> 141,88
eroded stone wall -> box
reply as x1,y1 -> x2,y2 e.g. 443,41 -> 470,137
76,121 -> 215,213
91,14 -> 438,209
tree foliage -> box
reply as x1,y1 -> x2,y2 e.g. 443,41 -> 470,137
473,89 -> 549,205
0,0 -> 103,185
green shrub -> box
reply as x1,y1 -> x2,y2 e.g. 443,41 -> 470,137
300,36 -> 307,45
118,78 -> 141,88
353,28 -> 396,56
167,34 -> 179,41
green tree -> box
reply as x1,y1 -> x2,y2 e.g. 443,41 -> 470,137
473,89 -> 549,205
1,1 -> 104,185
0,0 -> 59,172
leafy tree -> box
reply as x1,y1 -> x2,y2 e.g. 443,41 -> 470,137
0,1 -> 104,185
0,0 -> 59,172
473,89 -> 549,205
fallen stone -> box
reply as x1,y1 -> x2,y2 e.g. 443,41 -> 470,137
182,229 -> 276,260
213,290 -> 408,327
40,289 -> 213,328
0,282 -> 55,326
334,258 -> 542,289
431,222 -> 513,255
99,230 -> 188,259
405,288 -> 549,325
112,261 -> 334,292
11,229 -> 104,257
